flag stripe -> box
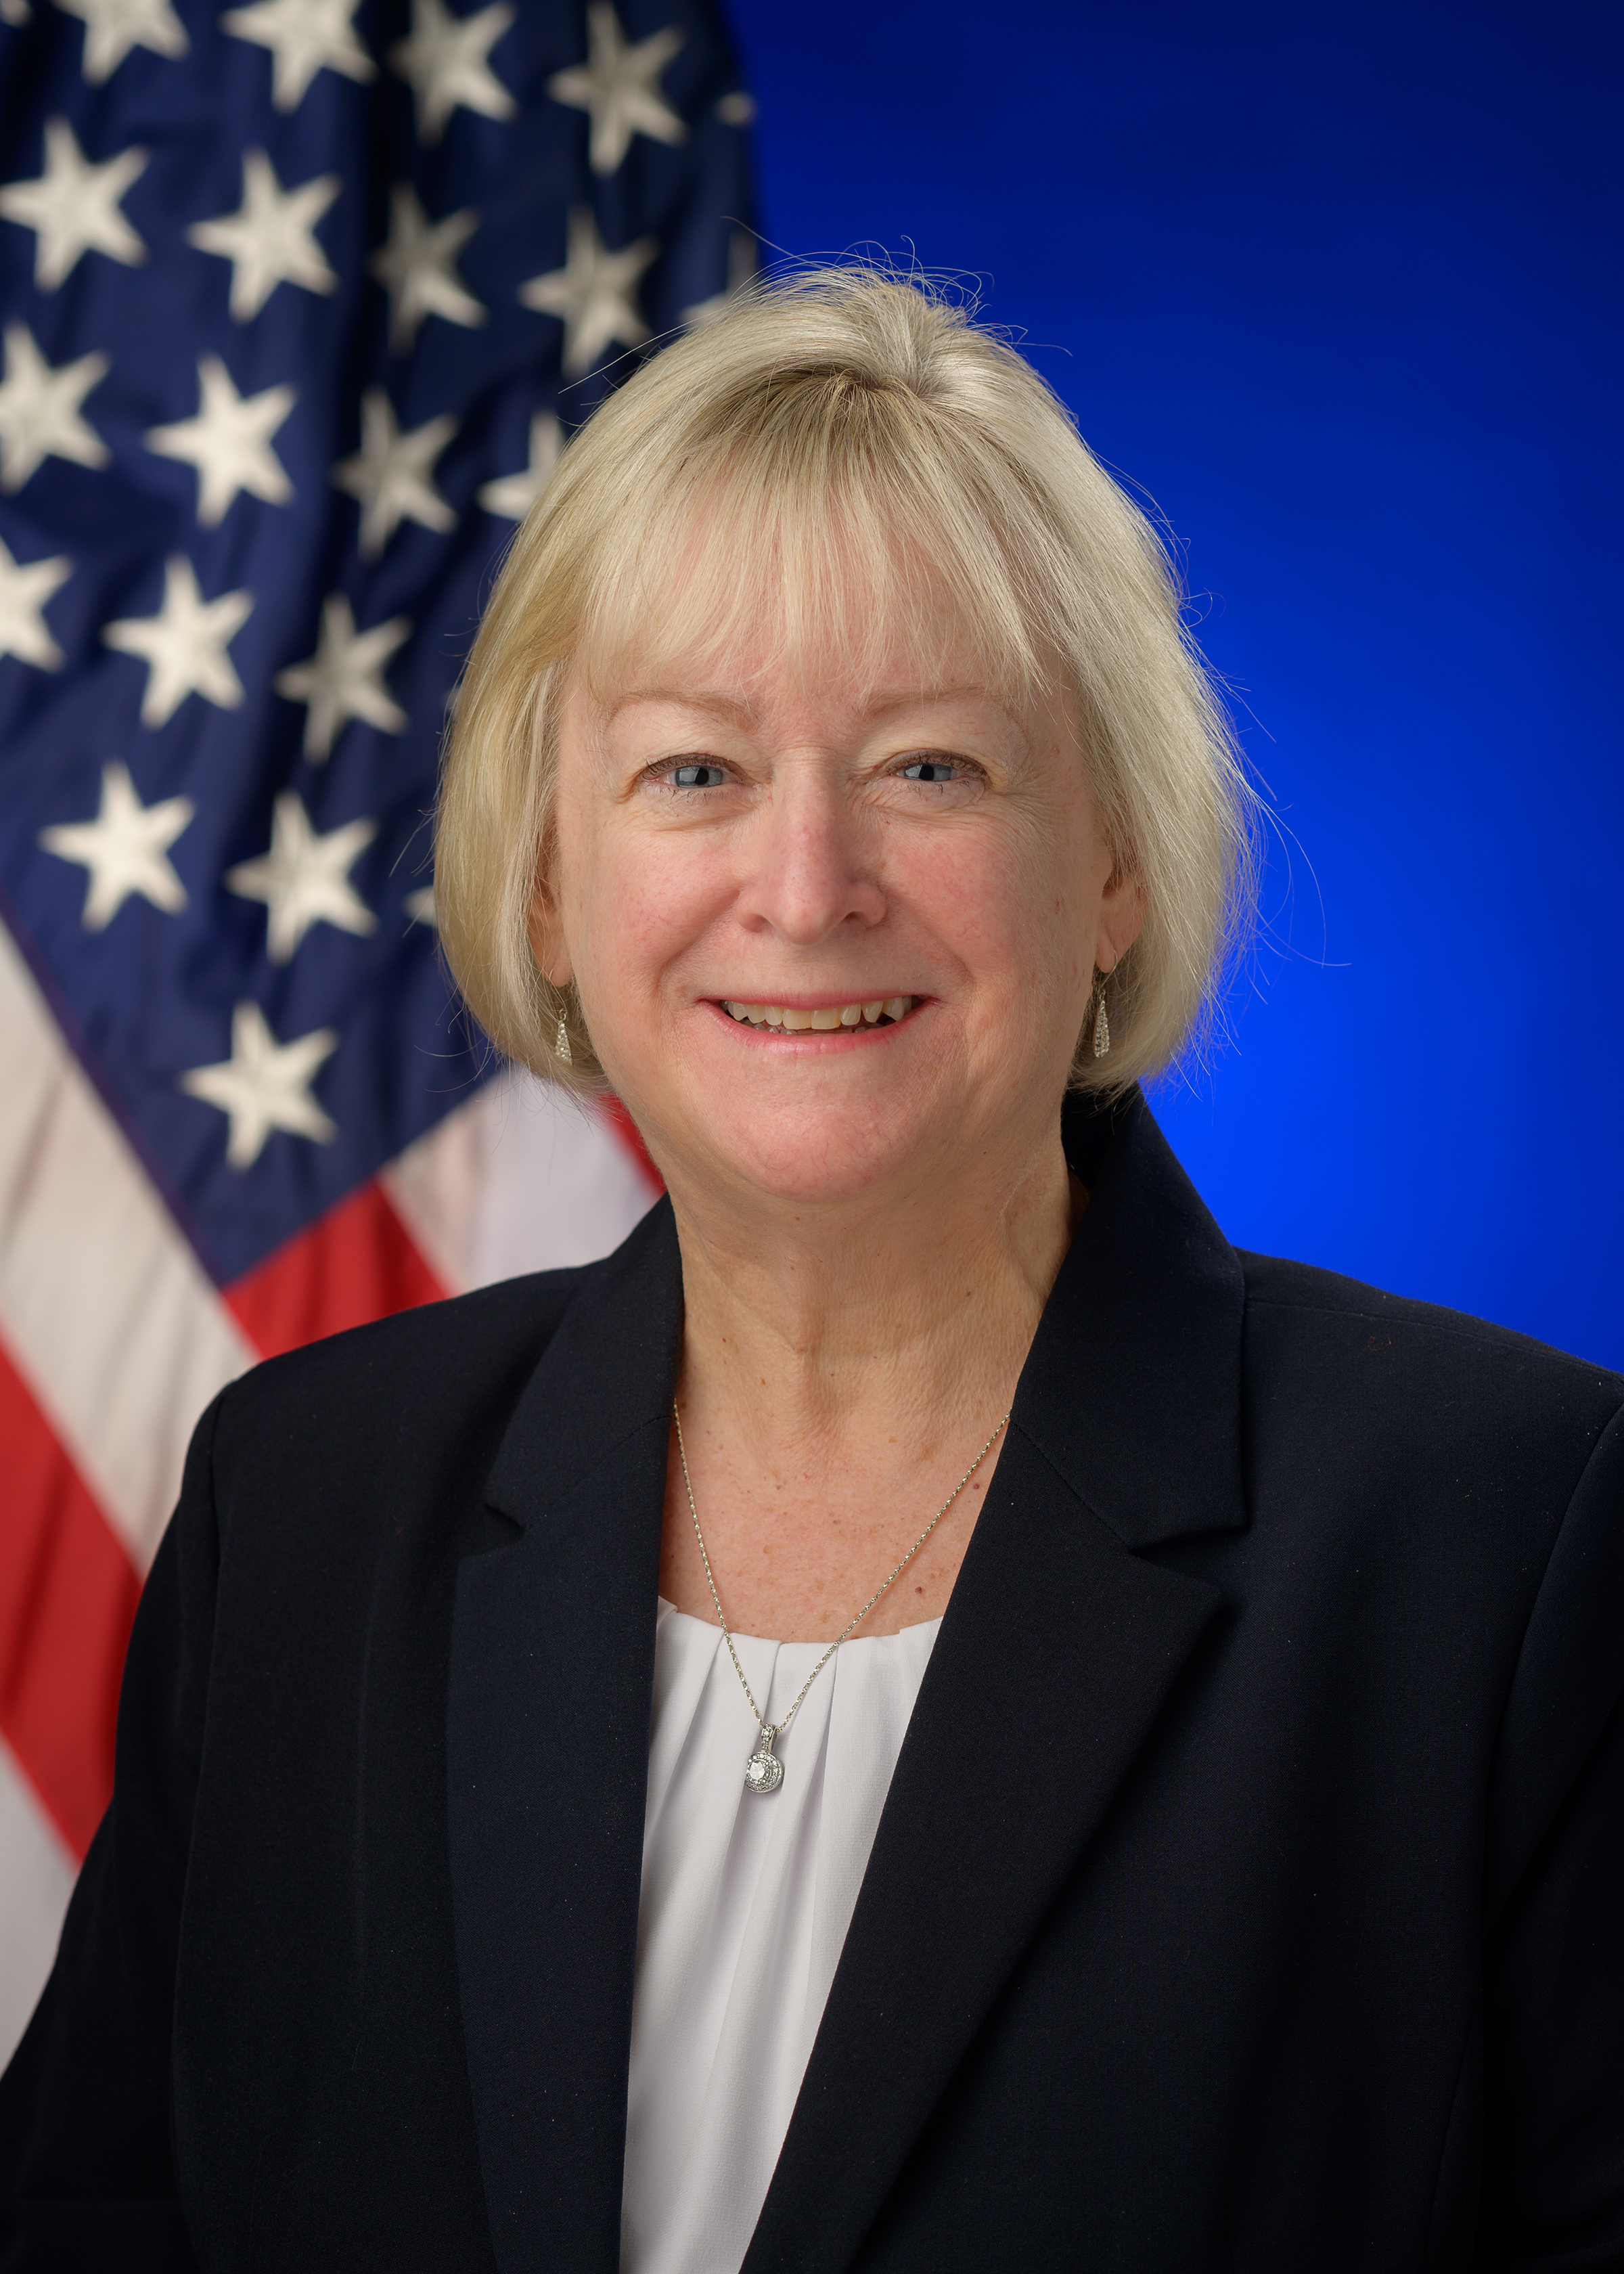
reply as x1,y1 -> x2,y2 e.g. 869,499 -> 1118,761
382,1068 -> 663,1295
0,1737 -> 76,2068
226,1178 -> 448,1360
0,916 -> 254,1574
0,1332 -> 140,1860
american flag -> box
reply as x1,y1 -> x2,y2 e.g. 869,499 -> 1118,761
0,0 -> 750,2061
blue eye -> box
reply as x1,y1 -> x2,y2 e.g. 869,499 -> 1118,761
672,763 -> 727,788
900,758 -> 960,783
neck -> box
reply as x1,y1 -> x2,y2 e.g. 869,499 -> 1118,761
667,1120 -> 1079,1455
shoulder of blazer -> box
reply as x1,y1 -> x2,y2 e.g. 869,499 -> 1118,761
1235,1245 -> 1624,1485
202,1201 -> 675,1524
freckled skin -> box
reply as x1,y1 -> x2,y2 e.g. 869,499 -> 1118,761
531,587 -> 1144,1643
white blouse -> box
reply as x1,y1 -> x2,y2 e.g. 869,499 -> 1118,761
620,1599 -> 942,2274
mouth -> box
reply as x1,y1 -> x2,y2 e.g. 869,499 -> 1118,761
717,996 -> 920,1033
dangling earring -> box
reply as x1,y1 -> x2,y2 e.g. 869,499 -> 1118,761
1091,968 -> 1112,1060
554,1011 -> 572,1065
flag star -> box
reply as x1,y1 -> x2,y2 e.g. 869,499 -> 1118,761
370,183 -> 485,353
187,150 -> 340,322
715,90 -> 755,126
518,206 -> 655,378
0,0 -> 28,22
103,556 -> 253,727
476,409 -> 559,520
58,0 -> 187,81
39,760 -> 193,928
221,0 -> 374,110
0,117 -> 148,291
547,2 -> 685,177
274,593 -> 410,759
225,788 -> 378,962
0,323 -> 109,490
0,534 -> 71,667
683,226 -> 757,330
390,0 -> 515,144
405,884 -> 435,925
332,387 -> 457,558
145,355 -> 296,525
180,1000 -> 338,1167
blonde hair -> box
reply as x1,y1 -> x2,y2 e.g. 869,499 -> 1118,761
436,264 -> 1257,1096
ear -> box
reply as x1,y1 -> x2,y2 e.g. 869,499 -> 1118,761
526,862 -> 572,989
1096,864 -> 1148,973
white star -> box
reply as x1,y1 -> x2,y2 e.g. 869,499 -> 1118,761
187,150 -> 339,322
103,556 -> 253,727
547,2 -> 685,177
0,116 -> 147,291
0,323 -> 109,490
221,0 -> 374,110
389,0 -> 515,144
332,388 -> 457,558
405,884 -> 435,925
180,1000 -> 338,1167
58,0 -> 187,81
0,533 -> 71,667
476,409 -> 559,520
145,355 -> 295,525
518,206 -> 654,378
224,788 -> 378,962
370,183 -> 485,353
683,225 -> 757,329
38,759 -> 192,928
274,593 -> 410,759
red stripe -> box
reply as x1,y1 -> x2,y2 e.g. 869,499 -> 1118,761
225,1176 -> 449,1360
601,1096 -> 664,1195
0,1336 -> 141,1860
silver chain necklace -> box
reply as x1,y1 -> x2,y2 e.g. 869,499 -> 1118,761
671,1402 -> 1010,1795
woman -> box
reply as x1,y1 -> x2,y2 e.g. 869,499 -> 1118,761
3,269 -> 1620,2273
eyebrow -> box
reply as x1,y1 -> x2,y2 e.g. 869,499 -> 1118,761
604,683 -> 1001,727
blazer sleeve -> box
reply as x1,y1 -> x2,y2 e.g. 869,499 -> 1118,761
1476,1402 -> 1624,2265
0,1390 -> 225,2273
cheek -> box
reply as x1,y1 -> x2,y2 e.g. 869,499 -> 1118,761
567,824 -> 723,1002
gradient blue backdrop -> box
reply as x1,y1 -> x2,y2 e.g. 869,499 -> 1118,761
721,0 -> 1622,1368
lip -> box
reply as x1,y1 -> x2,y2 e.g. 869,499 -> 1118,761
702,996 -> 928,1042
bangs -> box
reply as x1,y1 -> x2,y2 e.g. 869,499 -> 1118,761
570,376 -> 1056,711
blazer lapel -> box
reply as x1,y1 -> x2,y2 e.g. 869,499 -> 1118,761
447,1201 -> 683,2274
744,1093 -> 1248,2273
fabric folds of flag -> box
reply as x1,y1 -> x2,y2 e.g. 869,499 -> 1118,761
0,0 -> 752,2063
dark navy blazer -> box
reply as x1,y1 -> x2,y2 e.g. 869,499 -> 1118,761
3,1090 -> 1621,2272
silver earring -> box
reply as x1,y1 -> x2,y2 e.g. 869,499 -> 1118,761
1091,970 -> 1112,1060
554,1011 -> 572,1065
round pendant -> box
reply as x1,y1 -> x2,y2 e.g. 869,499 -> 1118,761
744,1724 -> 784,1795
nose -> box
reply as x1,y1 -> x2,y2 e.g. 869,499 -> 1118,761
734,763 -> 886,946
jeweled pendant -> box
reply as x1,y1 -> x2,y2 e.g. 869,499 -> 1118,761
744,1724 -> 784,1795
1092,990 -> 1111,1059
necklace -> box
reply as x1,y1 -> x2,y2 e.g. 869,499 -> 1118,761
671,1403 -> 1010,1795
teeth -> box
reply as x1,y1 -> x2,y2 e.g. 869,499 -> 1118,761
722,997 -> 916,1031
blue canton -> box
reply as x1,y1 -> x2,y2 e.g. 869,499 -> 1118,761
0,0 -> 752,1283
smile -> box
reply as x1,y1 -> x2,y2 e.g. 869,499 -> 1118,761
721,997 -> 918,1031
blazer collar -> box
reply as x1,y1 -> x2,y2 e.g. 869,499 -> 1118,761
449,1199 -> 683,2274
1036,1084 -> 1248,1549
744,1091 -> 1247,2271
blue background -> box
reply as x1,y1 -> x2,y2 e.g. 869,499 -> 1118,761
722,0 -> 1623,1368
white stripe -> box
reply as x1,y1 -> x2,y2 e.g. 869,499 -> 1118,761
0,917 -> 255,1574
0,1738 -> 75,2073
382,1066 -> 658,1294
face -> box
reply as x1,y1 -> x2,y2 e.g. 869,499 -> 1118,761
531,593 -> 1144,1219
